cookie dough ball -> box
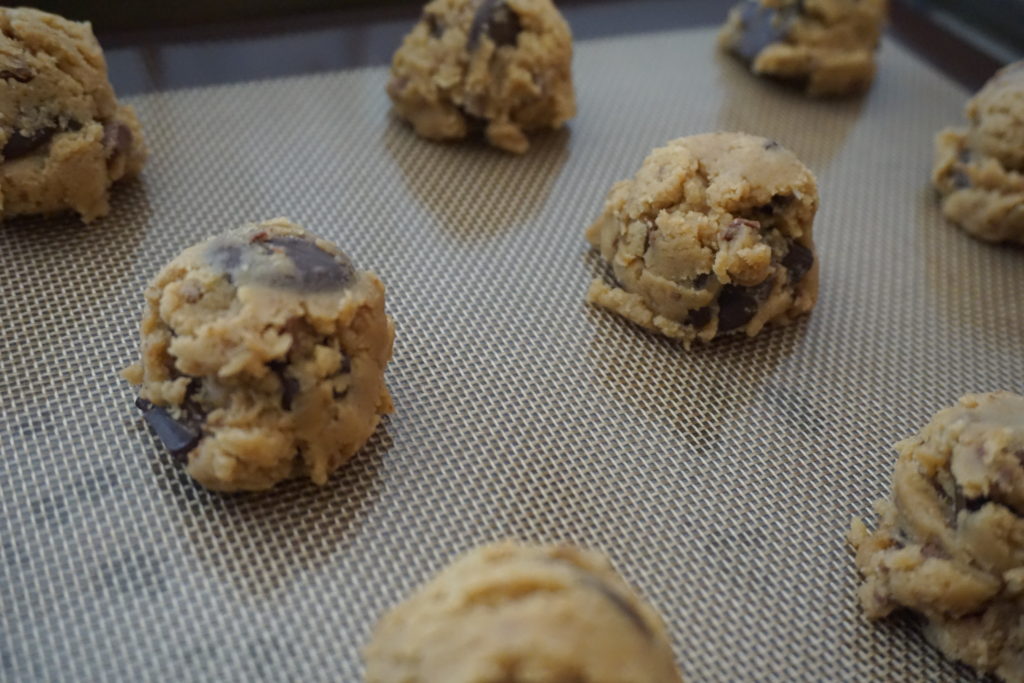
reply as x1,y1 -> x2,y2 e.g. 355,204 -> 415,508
387,0 -> 575,154
718,0 -> 888,96
932,62 -> 1024,245
123,218 -> 394,492
849,392 -> 1024,683
0,8 -> 146,223
364,542 -> 683,682
586,133 -> 819,347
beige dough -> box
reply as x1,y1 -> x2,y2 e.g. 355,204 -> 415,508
0,7 -> 146,222
123,218 -> 394,492
932,62 -> 1024,245
364,541 -> 683,682
849,392 -> 1024,683
718,0 -> 888,97
387,0 -> 575,154
586,132 -> 819,347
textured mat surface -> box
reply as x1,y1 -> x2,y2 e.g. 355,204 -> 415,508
2,27 -> 1022,682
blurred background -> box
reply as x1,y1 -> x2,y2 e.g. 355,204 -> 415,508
23,0 -> 1021,95
27,0 -> 1024,64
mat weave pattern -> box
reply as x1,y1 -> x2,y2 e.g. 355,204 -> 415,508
1,28 -> 1021,681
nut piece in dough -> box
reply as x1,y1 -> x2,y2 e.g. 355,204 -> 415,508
387,0 -> 576,154
586,132 -> 819,347
717,0 -> 888,97
932,62 -> 1024,245
0,7 -> 146,222
849,392 -> 1024,683
364,541 -> 683,682
123,218 -> 394,492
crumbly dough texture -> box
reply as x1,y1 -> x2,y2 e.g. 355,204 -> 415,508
849,392 -> 1024,683
586,132 -> 819,347
387,0 -> 575,154
0,7 -> 146,222
932,62 -> 1024,245
364,541 -> 683,682
123,218 -> 394,492
718,0 -> 888,96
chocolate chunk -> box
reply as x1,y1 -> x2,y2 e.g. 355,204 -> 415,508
763,139 -> 780,150
270,361 -> 300,411
733,1 -> 799,65
458,106 -> 488,133
3,126 -> 57,160
781,241 -> 814,284
468,0 -> 522,51
693,273 -> 711,289
964,496 -> 991,513
579,575 -> 652,639
951,169 -> 971,190
135,398 -> 201,459
0,62 -> 33,83
717,279 -> 773,333
102,121 -> 133,162
424,12 -> 444,38
262,237 -> 355,291
206,234 -> 356,292
686,306 -> 713,329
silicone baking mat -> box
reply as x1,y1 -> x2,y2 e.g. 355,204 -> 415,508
2,26 -> 1021,681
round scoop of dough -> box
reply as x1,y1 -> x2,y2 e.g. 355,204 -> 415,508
0,7 -> 146,222
717,0 -> 888,97
364,541 -> 683,682
966,61 -> 1024,173
849,392 -> 1024,683
123,218 -> 394,492
387,0 -> 575,154
587,132 -> 819,346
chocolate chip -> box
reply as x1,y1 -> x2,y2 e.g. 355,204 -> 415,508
686,306 -> 713,329
102,121 -> 133,162
693,273 -> 711,289
262,237 -> 355,291
733,0 -> 799,65
964,496 -> 990,513
269,362 -> 300,411
579,575 -> 652,639
424,12 -> 444,38
763,139 -> 780,150
207,234 -> 356,292
3,126 -> 57,160
717,279 -> 773,333
468,0 -> 522,51
457,106 -> 488,133
135,398 -> 201,459
781,241 -> 814,284
0,62 -> 33,83
951,169 -> 971,190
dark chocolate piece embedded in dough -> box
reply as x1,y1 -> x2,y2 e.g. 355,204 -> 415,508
733,0 -> 799,64
205,233 -> 356,292
782,242 -> 814,283
135,398 -> 200,459
0,62 -> 33,82
3,126 -> 57,159
468,0 -> 522,50
103,121 -> 133,161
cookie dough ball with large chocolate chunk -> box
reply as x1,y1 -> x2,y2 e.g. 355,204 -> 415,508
0,8 -> 146,223
849,392 -> 1024,683
123,218 -> 394,492
718,0 -> 888,97
364,541 -> 683,682
932,62 -> 1024,245
586,132 -> 818,347
387,0 -> 575,154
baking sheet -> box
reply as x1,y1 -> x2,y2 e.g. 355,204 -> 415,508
2,26 -> 1022,681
